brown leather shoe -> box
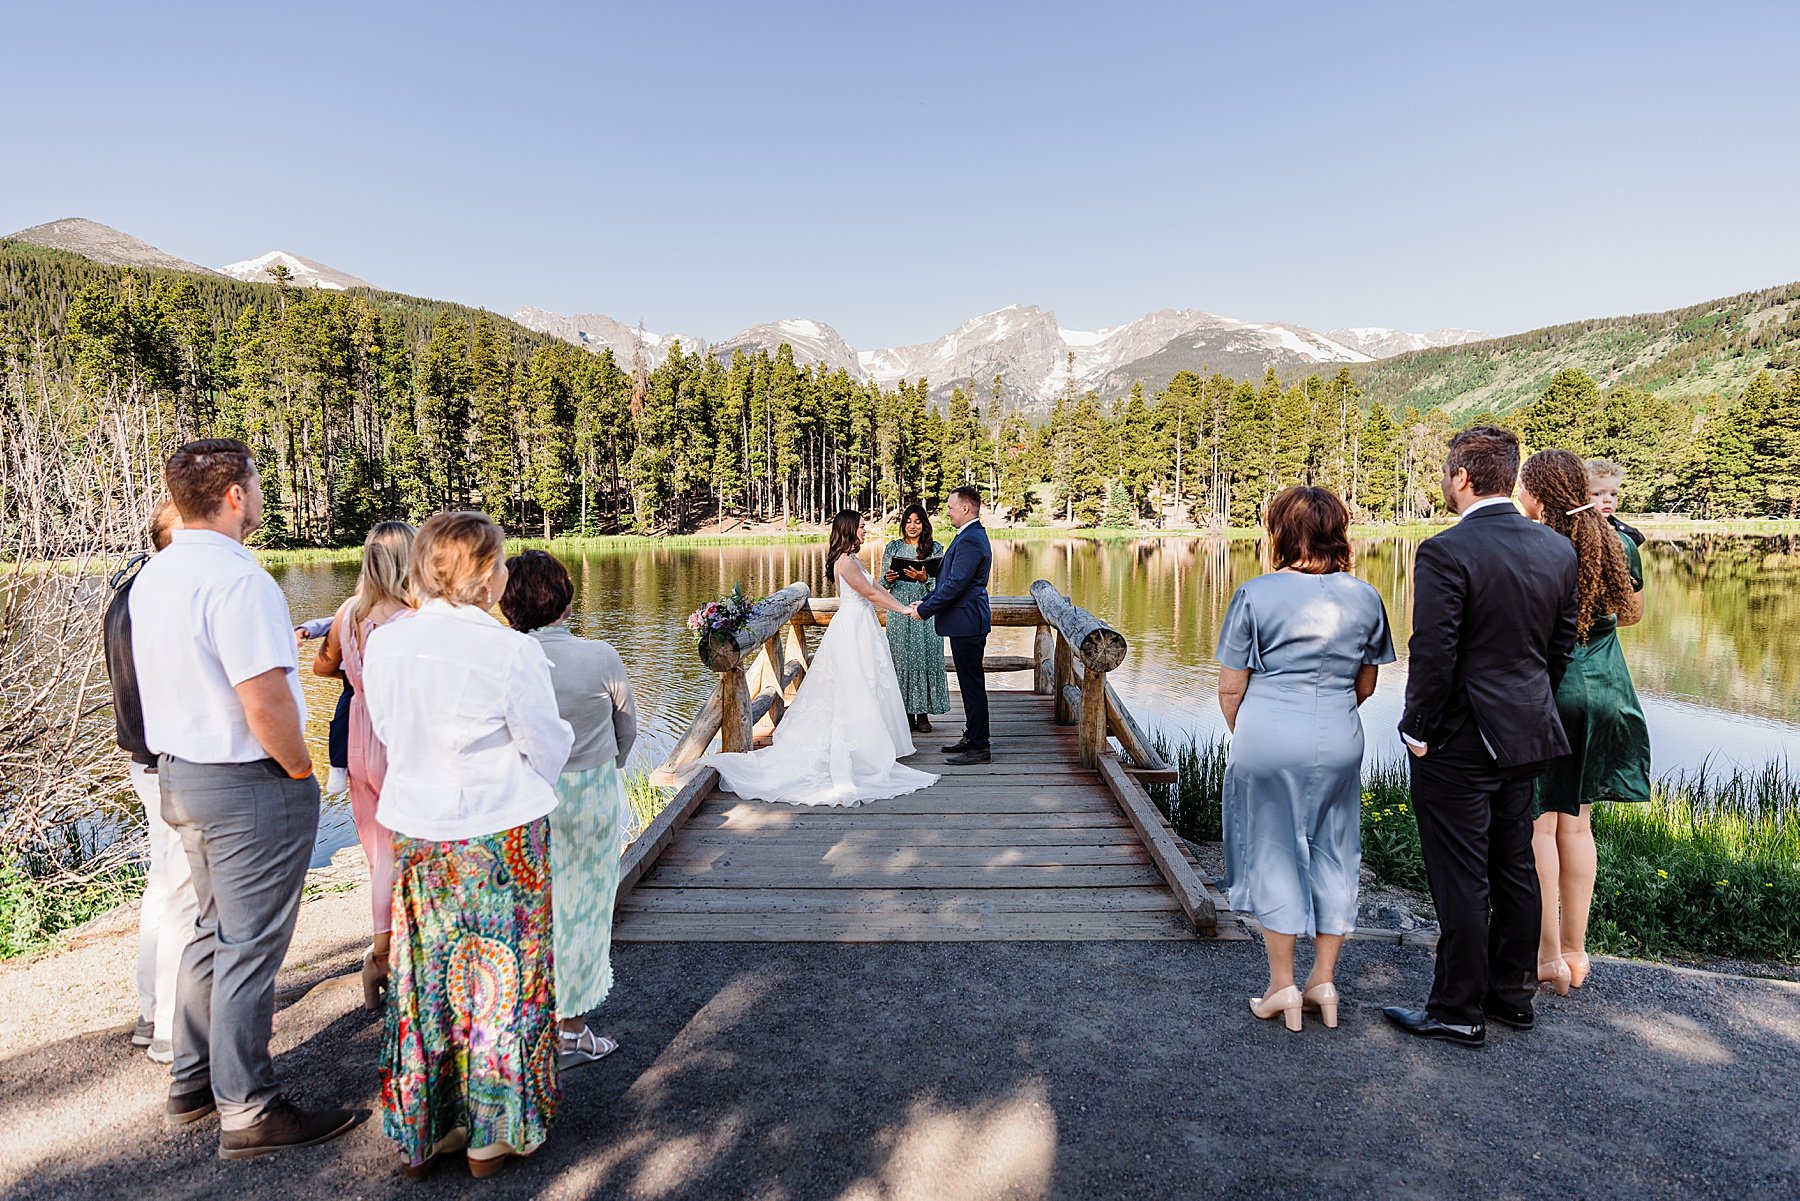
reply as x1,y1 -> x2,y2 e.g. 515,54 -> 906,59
217,1096 -> 360,1160
164,1083 -> 216,1129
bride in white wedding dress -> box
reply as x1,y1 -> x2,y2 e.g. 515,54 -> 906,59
703,511 -> 939,806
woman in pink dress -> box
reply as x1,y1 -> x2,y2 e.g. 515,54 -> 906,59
314,520 -> 416,1009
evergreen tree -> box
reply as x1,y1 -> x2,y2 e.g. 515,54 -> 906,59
1520,368 -> 1601,451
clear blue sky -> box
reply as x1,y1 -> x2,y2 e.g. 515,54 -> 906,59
5,1 -> 1796,346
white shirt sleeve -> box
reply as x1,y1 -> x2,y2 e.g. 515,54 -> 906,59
506,638 -> 575,787
213,573 -> 299,687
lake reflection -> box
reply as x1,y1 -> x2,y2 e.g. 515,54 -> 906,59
273,533 -> 1800,861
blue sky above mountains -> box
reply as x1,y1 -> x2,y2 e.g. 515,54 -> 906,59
3,0 -> 1795,346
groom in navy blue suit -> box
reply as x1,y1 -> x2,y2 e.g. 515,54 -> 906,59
912,486 -> 993,765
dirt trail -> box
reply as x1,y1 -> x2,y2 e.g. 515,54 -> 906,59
4,874 -> 1797,1200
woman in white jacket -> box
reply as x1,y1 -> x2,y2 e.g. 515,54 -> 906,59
362,511 -> 573,1181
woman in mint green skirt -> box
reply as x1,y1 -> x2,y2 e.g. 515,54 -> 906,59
502,551 -> 639,1070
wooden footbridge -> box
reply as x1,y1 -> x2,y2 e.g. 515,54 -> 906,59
615,581 -> 1234,943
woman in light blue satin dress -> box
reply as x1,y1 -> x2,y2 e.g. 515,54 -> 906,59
1217,486 -> 1395,1032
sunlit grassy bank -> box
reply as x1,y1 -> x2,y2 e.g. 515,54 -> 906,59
1149,734 -> 1800,964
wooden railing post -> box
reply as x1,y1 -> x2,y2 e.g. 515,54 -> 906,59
1033,623 -> 1055,695
783,621 -> 810,700
1053,633 -> 1076,725
655,582 -> 812,780
1031,580 -> 1129,764
1078,661 -> 1108,768
719,665 -> 754,752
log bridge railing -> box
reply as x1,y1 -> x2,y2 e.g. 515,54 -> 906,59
625,580 -> 1217,936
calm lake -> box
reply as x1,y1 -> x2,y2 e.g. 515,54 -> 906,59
273,532 -> 1800,863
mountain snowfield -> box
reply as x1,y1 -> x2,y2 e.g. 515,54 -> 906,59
511,302 -> 1483,413
216,250 -> 372,291
1326,326 -> 1488,359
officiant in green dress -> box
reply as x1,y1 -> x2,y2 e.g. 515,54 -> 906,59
881,502 -> 950,732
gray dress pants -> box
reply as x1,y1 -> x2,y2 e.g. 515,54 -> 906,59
159,756 -> 320,1129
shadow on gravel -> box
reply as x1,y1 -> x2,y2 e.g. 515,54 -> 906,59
6,940 -> 1800,1200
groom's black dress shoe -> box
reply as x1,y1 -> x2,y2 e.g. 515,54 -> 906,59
1383,1006 -> 1486,1048
1481,996 -> 1536,1031
943,738 -> 973,754
944,748 -> 992,765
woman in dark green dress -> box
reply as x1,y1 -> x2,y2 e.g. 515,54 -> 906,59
1520,450 -> 1650,995
881,503 -> 949,732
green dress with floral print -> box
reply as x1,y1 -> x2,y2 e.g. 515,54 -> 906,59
881,538 -> 949,716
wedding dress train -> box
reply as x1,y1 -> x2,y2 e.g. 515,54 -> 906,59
703,558 -> 938,806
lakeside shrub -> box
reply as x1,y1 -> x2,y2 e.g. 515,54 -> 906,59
1152,734 -> 1800,964
0,852 -> 144,959
1359,762 -> 1429,892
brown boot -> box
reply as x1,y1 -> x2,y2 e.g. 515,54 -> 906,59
217,1097 -> 360,1160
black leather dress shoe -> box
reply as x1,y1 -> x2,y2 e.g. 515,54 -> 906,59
1481,996 -> 1536,1031
942,739 -> 973,755
945,748 -> 992,765
1383,1006 -> 1486,1048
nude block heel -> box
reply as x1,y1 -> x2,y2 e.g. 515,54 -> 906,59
1251,985 -> 1304,1032
1303,982 -> 1340,1029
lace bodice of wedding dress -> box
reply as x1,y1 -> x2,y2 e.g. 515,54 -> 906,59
702,556 -> 938,806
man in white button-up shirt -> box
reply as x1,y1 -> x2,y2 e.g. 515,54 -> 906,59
129,439 -> 357,1156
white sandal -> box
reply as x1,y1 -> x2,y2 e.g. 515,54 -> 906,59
558,1027 -> 618,1070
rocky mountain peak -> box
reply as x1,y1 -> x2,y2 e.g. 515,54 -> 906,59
3,217 -> 218,275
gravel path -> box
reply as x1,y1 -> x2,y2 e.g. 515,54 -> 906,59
4,881 -> 1797,1200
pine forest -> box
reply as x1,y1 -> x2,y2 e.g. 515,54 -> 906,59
5,240 -> 1799,553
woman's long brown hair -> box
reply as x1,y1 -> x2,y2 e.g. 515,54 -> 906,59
825,509 -> 864,570
1521,449 -> 1635,642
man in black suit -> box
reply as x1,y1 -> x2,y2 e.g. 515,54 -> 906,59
911,486 -> 993,765
1385,427 -> 1579,1048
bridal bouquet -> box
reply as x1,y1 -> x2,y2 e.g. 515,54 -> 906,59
687,584 -> 762,640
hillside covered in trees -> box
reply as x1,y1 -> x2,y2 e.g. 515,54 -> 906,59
4,241 -> 1798,550
1354,281 -> 1800,419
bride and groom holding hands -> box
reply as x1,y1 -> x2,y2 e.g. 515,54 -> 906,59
705,486 -> 993,806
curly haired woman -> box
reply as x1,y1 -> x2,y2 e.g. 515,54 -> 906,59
1518,450 -> 1649,995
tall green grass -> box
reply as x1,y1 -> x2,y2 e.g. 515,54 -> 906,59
624,769 -> 669,838
1589,762 -> 1800,960
1148,732 -> 1225,842
1150,734 -> 1800,963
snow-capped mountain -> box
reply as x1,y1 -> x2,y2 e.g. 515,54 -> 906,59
861,305 -> 1068,401
511,307 -> 707,369
217,250 -> 372,291
712,318 -> 861,376
5,217 -> 218,275
517,301 -> 1400,413
1326,326 -> 1488,359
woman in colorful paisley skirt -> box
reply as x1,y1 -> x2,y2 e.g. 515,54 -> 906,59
362,511 -> 574,1180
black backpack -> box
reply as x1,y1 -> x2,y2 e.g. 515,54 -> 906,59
103,553 -> 155,766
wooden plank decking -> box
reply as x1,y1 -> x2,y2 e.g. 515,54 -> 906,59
615,690 -> 1233,943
